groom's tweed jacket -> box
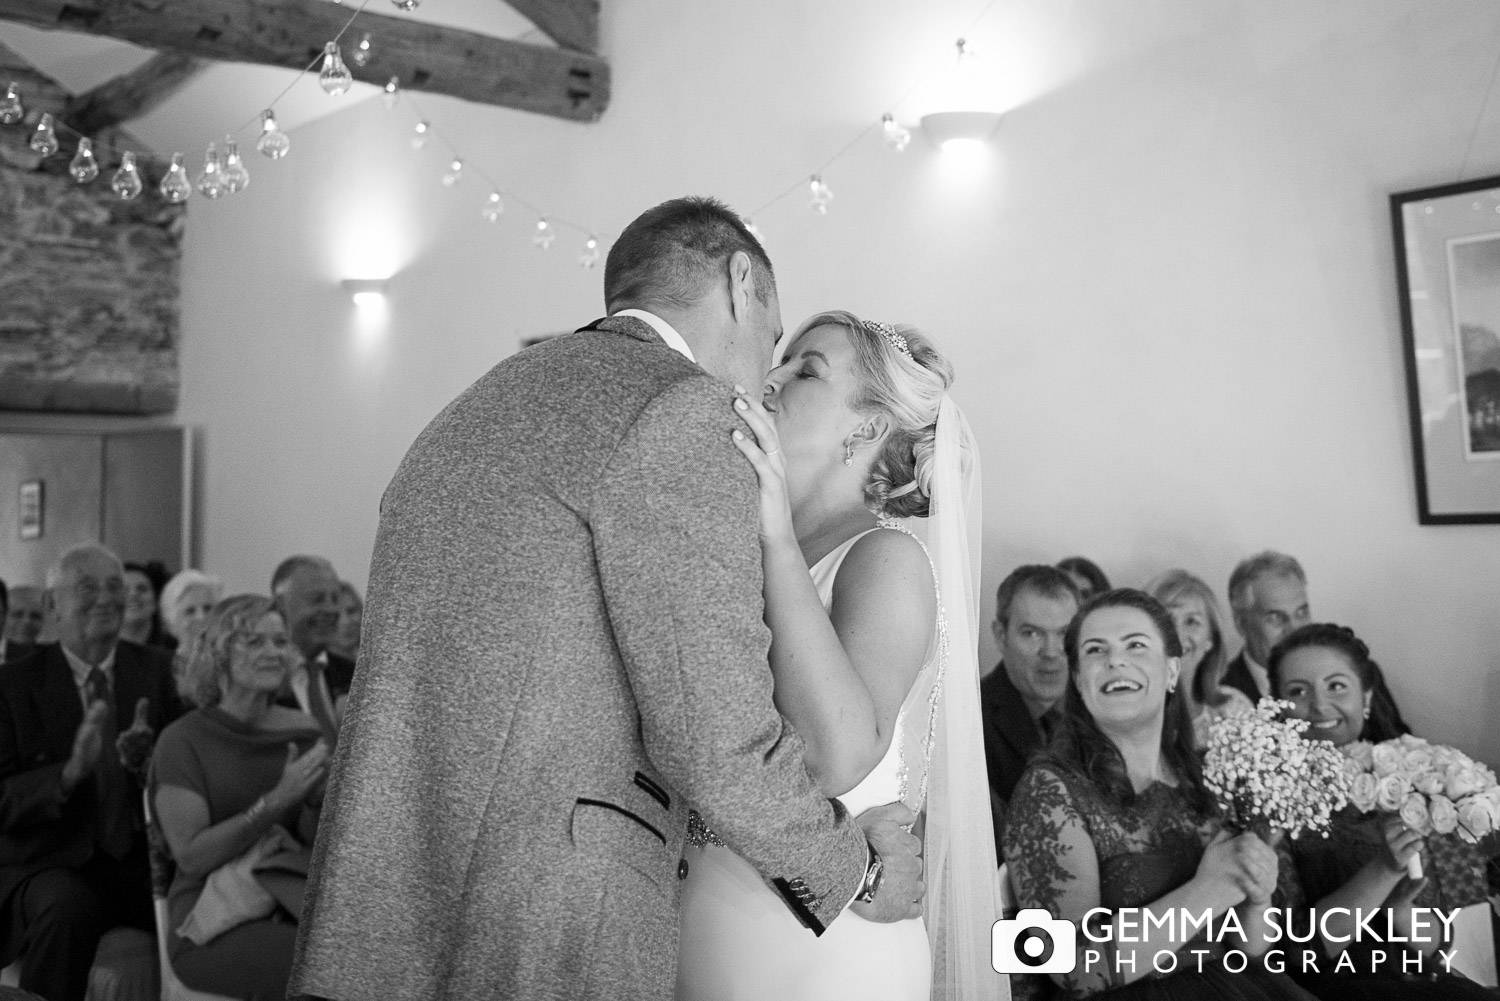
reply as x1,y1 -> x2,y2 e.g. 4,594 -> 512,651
291,316 -> 867,1000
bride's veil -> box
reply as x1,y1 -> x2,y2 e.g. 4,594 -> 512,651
915,396 -> 1008,1001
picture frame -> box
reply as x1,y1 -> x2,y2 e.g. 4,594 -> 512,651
18,480 -> 42,540
1391,172 -> 1500,524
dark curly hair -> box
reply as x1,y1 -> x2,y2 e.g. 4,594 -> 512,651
1040,588 -> 1213,814
1267,623 -> 1406,743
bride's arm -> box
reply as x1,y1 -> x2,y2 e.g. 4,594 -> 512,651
733,390 -> 934,798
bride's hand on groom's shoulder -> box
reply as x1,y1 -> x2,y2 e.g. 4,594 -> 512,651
852,802 -> 925,923
730,386 -> 796,546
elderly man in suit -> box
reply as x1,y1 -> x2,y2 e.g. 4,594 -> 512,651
0,544 -> 178,1001
271,555 -> 354,737
292,197 -> 922,1000
980,564 -> 1080,850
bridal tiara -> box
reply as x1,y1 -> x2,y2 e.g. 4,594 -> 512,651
863,319 -> 912,359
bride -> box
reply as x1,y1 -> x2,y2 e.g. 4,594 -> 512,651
675,310 -> 1003,1001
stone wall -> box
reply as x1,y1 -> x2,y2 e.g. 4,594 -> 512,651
0,50 -> 183,414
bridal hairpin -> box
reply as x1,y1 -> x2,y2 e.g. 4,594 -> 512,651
863,319 -> 912,359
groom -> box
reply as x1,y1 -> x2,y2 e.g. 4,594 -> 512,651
291,197 -> 923,999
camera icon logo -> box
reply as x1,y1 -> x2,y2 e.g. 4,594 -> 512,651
992,908 -> 1078,974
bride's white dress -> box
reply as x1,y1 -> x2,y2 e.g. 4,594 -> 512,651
675,525 -> 937,1001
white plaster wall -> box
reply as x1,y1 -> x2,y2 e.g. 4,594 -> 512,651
177,0 -> 1500,763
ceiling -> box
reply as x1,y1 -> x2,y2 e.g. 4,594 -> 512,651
0,0 -> 550,155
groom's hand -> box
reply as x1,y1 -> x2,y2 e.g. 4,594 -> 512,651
851,802 -> 924,923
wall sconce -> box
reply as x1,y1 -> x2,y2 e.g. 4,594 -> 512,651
341,278 -> 388,306
919,111 -> 1003,153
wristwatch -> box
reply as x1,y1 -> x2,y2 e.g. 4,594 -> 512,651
854,841 -> 884,904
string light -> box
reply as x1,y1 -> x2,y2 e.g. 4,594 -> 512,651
257,110 -> 290,159
351,33 -> 373,68
481,191 -> 505,222
881,113 -> 911,153
68,138 -> 100,183
196,142 -> 226,199
381,77 -> 400,110
441,157 -> 463,186
29,113 -> 58,157
158,153 -> 191,203
0,82 -> 22,125
532,218 -> 555,250
410,120 -> 430,150
111,151 -> 143,201
221,139 -> 250,193
391,0 -> 420,10
318,42 -> 353,97
578,235 -> 600,269
808,174 -> 833,214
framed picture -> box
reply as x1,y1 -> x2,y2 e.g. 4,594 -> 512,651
1391,173 -> 1500,523
18,480 -> 42,540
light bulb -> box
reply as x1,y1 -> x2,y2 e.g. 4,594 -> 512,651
481,191 -> 505,222
159,153 -> 192,203
195,142 -> 226,199
411,120 -> 430,150
391,0 -> 420,10
881,113 -> 911,153
0,82 -> 22,125
808,175 -> 833,214
221,138 -> 249,193
578,236 -> 600,269
381,76 -> 400,110
441,158 -> 463,186
532,218 -> 555,250
318,42 -> 352,97
257,110 -> 290,159
29,113 -> 58,157
351,33 -> 373,68
68,138 -> 100,183
111,151 -> 143,201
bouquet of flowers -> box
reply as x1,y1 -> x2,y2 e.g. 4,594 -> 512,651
1202,698 -> 1351,840
1340,733 -> 1500,877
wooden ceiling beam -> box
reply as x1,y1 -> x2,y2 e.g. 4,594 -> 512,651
0,0 -> 609,123
63,52 -> 204,135
504,0 -> 599,54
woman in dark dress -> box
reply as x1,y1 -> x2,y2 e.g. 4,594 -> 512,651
1004,588 -> 1317,1001
1269,623 -> 1499,999
151,594 -> 329,1000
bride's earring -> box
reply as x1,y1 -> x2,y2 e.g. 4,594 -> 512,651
843,443 -> 853,467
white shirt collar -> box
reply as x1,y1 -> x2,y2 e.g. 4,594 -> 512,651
611,309 -> 696,363
62,643 -> 116,694
1243,650 -> 1271,699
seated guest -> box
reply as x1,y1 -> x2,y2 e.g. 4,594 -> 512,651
1146,569 -> 1253,748
152,594 -> 328,1000
1057,556 -> 1110,601
2,585 -> 45,662
329,581 -> 363,666
270,556 -> 353,738
1226,551 -> 1409,733
159,570 -> 224,653
1004,589 -> 1315,1000
981,565 -> 1079,849
1270,623 -> 1499,999
119,563 -> 169,650
0,545 -> 179,1001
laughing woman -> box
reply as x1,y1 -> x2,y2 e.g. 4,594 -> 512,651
1269,623 -> 1500,1000
1004,589 -> 1316,1000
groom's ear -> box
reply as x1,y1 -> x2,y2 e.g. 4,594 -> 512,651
726,251 -> 754,324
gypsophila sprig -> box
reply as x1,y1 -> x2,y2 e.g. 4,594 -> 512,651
1203,698 -> 1350,840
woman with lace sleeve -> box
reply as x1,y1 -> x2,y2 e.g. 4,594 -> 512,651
1004,589 -> 1317,1001
675,311 -> 1002,1001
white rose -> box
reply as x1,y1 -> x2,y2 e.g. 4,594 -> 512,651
1344,741 -> 1376,771
1403,748 -> 1435,775
1349,773 -> 1380,813
1399,793 -> 1432,836
1428,794 -> 1459,835
1456,799 -> 1494,842
1372,743 -> 1404,778
1376,774 -> 1410,813
1415,772 -> 1446,796
1445,765 -> 1484,801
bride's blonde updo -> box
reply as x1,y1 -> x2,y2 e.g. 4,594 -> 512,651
790,310 -> 955,518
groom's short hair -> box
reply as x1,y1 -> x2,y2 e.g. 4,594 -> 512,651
604,196 -> 776,313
